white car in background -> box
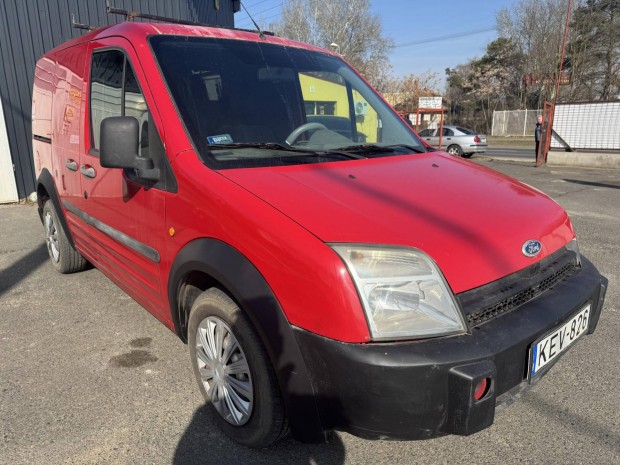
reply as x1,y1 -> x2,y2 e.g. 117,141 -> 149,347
418,125 -> 487,157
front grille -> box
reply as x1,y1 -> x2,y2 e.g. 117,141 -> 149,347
458,247 -> 579,328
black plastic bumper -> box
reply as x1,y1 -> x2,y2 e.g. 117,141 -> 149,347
293,257 -> 607,440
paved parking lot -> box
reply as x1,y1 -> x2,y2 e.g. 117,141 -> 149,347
1,159 -> 619,465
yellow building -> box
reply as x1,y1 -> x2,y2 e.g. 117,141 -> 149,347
299,72 -> 379,143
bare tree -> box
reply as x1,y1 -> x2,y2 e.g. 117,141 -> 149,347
380,71 -> 441,111
274,0 -> 393,88
444,39 -> 525,132
497,0 -> 571,106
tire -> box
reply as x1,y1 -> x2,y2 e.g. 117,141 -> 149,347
42,201 -> 88,274
447,145 -> 463,156
188,288 -> 288,448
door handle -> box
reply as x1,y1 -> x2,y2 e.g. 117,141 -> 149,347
446,138 -> 452,140
65,159 -> 78,171
80,164 -> 96,179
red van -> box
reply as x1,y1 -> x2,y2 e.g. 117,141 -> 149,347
32,22 -> 607,448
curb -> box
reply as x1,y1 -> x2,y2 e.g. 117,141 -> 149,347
547,151 -> 620,169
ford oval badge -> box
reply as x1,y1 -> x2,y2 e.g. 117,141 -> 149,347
522,240 -> 542,257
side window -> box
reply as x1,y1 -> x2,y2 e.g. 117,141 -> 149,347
90,50 -> 149,156
443,128 -> 454,137
90,50 -> 124,150
89,48 -> 177,192
123,63 -> 150,159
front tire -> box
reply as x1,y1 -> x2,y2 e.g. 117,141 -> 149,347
447,145 -> 463,156
188,288 -> 288,448
42,201 -> 88,273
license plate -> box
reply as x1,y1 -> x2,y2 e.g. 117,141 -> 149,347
530,304 -> 591,380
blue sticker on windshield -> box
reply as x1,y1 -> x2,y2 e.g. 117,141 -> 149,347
207,134 -> 233,144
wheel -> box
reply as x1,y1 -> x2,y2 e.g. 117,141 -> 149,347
42,201 -> 88,273
188,288 -> 288,448
447,145 -> 463,156
285,122 -> 327,145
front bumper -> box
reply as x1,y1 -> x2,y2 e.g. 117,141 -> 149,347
293,257 -> 606,440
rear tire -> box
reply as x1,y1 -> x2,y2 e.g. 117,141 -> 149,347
188,288 -> 288,448
42,201 -> 88,274
447,145 -> 463,156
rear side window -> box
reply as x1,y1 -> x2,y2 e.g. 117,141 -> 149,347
90,50 -> 149,153
456,127 -> 475,135
443,128 -> 454,137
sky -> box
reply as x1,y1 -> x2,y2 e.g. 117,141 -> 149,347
234,0 -> 518,88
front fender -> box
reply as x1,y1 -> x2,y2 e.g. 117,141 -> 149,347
168,238 -> 326,442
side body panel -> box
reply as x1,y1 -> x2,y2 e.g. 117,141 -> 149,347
32,57 -> 55,180
69,37 -> 168,321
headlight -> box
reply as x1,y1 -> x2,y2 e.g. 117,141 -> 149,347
565,238 -> 581,267
331,244 -> 467,341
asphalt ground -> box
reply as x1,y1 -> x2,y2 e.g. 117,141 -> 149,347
1,159 -> 619,465
481,147 -> 533,161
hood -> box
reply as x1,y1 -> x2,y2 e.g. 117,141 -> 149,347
221,153 -> 574,294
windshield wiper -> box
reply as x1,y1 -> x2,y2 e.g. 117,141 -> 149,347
207,142 -> 314,153
382,144 -> 429,154
335,144 -> 397,154
335,143 -> 429,154
209,142 -> 367,160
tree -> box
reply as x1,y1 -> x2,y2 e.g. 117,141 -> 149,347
568,0 -> 620,100
497,0 -> 571,106
445,39 -> 525,133
380,71 -> 441,111
274,0 -> 393,88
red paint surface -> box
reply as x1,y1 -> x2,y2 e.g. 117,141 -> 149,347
34,23 -> 576,343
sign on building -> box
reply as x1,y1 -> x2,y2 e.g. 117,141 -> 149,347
418,96 -> 443,109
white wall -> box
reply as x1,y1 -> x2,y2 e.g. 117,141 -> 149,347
0,101 -> 19,204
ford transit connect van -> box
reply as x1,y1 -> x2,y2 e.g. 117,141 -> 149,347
32,22 -> 607,447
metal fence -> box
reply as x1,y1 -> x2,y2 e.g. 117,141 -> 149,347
492,109 -> 542,137
551,101 -> 620,151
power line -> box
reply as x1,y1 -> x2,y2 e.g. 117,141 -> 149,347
236,11 -> 281,28
394,27 -> 496,48
244,0 -> 271,8
236,3 -> 281,28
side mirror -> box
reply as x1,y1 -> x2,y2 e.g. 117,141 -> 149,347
100,116 -> 154,171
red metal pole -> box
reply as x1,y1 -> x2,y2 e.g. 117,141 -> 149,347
438,111 -> 444,150
554,0 -> 572,103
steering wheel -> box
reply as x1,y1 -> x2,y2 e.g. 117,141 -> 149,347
285,122 -> 327,145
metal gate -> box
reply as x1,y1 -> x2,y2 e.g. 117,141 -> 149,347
537,102 -> 554,167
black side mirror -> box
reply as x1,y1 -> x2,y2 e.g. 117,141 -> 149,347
100,116 -> 154,171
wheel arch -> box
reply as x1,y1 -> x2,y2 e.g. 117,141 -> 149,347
168,237 -> 326,442
36,169 -> 76,248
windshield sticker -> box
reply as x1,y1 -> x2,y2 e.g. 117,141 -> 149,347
207,134 -> 233,144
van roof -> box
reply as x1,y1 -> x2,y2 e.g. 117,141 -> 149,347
43,21 -> 333,57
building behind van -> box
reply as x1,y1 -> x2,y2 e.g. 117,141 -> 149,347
0,0 -> 238,203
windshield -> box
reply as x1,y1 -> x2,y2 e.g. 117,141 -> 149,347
150,35 -> 427,169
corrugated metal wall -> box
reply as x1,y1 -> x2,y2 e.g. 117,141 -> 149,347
0,0 -> 237,199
